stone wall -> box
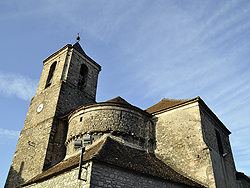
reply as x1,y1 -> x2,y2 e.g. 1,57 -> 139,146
23,84 -> 61,130
43,118 -> 68,170
5,118 -> 54,188
56,47 -> 101,117
35,46 -> 69,96
35,44 -> 101,118
56,82 -> 95,117
66,104 -> 151,156
21,160 -> 195,188
24,163 -> 92,188
153,102 -> 214,188
90,161 -> 190,188
199,105 -> 237,188
200,105 -> 234,165
65,48 -> 100,101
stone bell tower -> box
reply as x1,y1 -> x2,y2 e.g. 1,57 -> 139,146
5,42 -> 101,188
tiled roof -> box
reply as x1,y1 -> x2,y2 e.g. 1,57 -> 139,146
19,136 -> 205,187
17,139 -> 105,187
104,96 -> 151,117
146,97 -> 199,114
92,137 -> 204,187
66,96 -> 151,120
106,96 -> 132,105
146,97 -> 231,135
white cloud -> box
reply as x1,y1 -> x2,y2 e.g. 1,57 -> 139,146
0,72 -> 38,101
0,128 -> 20,138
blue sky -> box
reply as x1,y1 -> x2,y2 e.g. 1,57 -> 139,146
1,0 -> 250,186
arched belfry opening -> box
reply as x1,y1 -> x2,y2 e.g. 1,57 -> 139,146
45,61 -> 57,88
78,64 -> 88,91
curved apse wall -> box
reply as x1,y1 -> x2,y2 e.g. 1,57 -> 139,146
65,102 -> 152,156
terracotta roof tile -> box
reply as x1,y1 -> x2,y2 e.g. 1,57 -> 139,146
19,136 -> 205,187
146,97 -> 199,114
18,139 -> 106,187
94,137 -> 205,187
106,96 -> 131,105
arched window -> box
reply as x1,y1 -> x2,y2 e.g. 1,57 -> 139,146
45,61 -> 57,88
78,64 -> 88,91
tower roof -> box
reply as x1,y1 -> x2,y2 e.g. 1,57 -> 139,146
43,42 -> 101,70
73,42 -> 86,55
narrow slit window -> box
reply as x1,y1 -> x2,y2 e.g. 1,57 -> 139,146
78,64 -> 88,91
45,61 -> 57,88
215,129 -> 224,155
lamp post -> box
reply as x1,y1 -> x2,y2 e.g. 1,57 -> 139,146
74,140 -> 86,180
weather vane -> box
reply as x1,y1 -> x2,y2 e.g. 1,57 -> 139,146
76,33 -> 80,41
76,30 -> 83,42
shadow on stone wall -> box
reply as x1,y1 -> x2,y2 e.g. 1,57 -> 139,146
151,117 -> 157,154
4,161 -> 25,188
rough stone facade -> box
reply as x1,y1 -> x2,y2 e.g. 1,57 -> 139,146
199,104 -> 237,188
65,102 -> 152,156
23,161 -> 196,188
4,118 -> 53,188
149,98 -> 241,188
90,162 -> 193,188
24,163 -> 92,188
152,101 -> 215,188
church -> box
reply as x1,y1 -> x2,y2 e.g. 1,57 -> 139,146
5,41 -> 250,188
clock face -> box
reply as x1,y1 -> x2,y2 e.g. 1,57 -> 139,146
37,103 -> 44,113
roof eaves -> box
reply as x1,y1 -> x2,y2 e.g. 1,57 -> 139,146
198,98 -> 231,135
17,136 -> 205,188
17,138 -> 106,187
42,43 -> 101,71
66,99 -> 152,121
149,97 -> 200,115
43,44 -> 72,64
